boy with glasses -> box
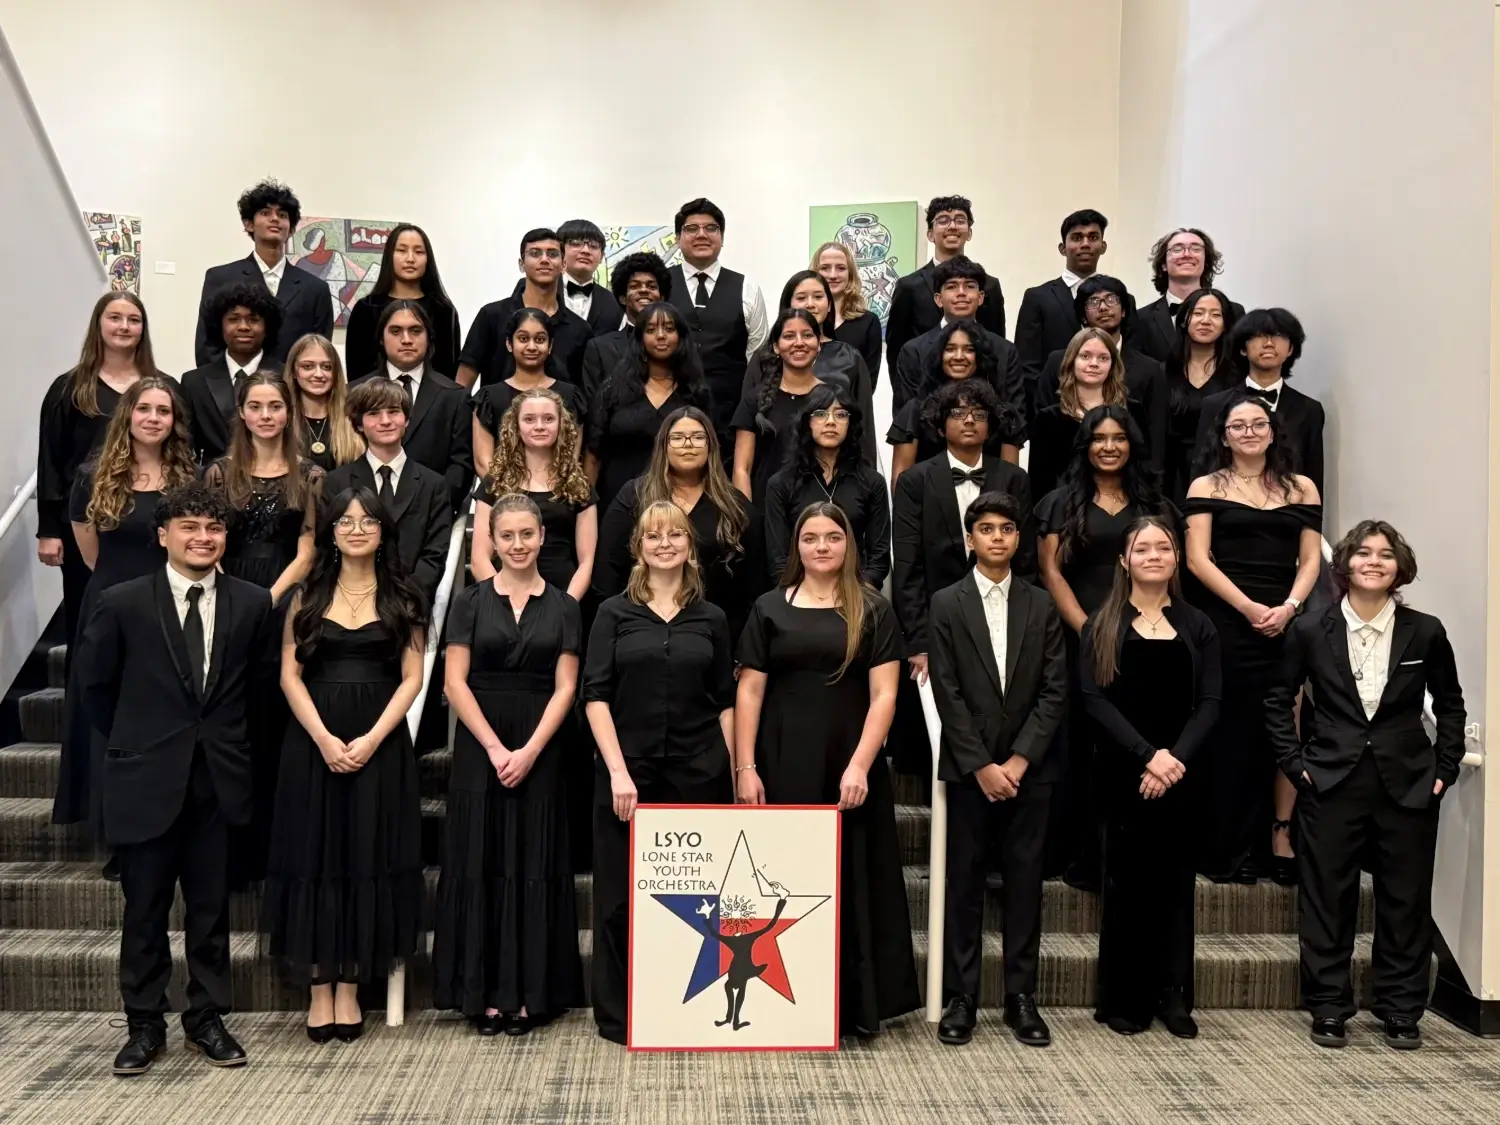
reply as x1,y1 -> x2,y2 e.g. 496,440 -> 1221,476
557,219 -> 623,336
1129,228 -> 1244,362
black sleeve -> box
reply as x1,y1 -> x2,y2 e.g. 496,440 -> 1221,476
1013,290 -> 1045,381
999,342 -> 1027,443
345,300 -> 377,385
590,484 -> 637,598
981,277 -> 1007,341
1303,397 -> 1326,495
76,590 -> 123,738
310,279 -> 335,339
927,592 -> 990,777
851,355 -> 879,467
444,395 -> 475,514
1265,619 -> 1310,782
413,479 -> 454,603
459,305 -> 496,378
1008,468 -> 1037,582
581,600 -> 620,704
860,471 -> 892,588
1077,620 -> 1154,762
585,381 -> 611,456
855,315 -> 883,390
865,595 -> 903,665
68,469 -> 93,526
559,594 -> 583,655
582,339 -> 607,403
194,271 -> 217,367
891,467 -> 929,650
445,585 -> 477,646
893,341 -> 924,412
762,473 -> 794,582
735,597 -> 770,671
707,608 -> 736,711
1009,599 -> 1069,764
36,379 -> 73,539
729,387 -> 759,433
1171,613 -> 1222,763
885,278 -> 916,379
472,387 -> 499,437
886,400 -> 920,446
1426,620 -> 1467,788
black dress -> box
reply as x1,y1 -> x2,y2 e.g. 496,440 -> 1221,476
586,378 -> 715,511
53,475 -> 165,825
263,620 -> 424,983
431,581 -> 584,1017
346,292 -> 462,383
1164,370 -> 1236,502
834,314 -> 884,389
731,384 -> 819,508
1181,498 -> 1321,877
736,590 -> 921,1031
1027,401 -> 1153,500
472,477 -> 596,593
474,379 -> 590,441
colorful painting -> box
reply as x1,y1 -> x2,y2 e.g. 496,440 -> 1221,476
82,212 -> 142,294
808,202 -> 921,329
288,216 -> 398,327
598,225 -> 683,290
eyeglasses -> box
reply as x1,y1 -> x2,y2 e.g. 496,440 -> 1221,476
680,223 -> 721,236
1225,420 -> 1271,436
334,517 -> 381,532
932,214 -> 970,229
524,247 -> 562,260
810,408 -> 851,423
642,529 -> 690,545
667,432 -> 710,447
1085,294 -> 1122,311
1166,243 -> 1204,258
948,407 -> 990,422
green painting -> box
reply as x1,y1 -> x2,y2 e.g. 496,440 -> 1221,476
807,202 -> 920,329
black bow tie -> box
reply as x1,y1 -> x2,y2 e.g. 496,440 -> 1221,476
566,280 -> 595,297
951,467 -> 986,486
1245,385 -> 1280,406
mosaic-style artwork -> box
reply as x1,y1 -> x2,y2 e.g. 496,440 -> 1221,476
289,216 -> 398,326
82,212 -> 142,293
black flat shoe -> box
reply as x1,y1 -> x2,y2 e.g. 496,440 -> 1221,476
475,1013 -> 504,1037
938,995 -> 976,1046
1232,864 -> 1260,885
1158,991 -> 1198,1039
184,1014 -> 247,1067
306,1022 -> 335,1044
503,1014 -> 533,1037
1062,861 -> 1102,894
1383,1016 -> 1422,1050
1003,993 -> 1051,1047
1310,1016 -> 1347,1048
333,1019 -> 364,1043
101,855 -> 121,883
112,1023 -> 166,1076
597,1024 -> 626,1045
1271,857 -> 1298,887
1105,1015 -> 1145,1035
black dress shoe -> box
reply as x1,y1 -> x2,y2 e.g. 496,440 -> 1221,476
937,995 -> 976,1046
112,1023 -> 166,1076
1270,857 -> 1298,887
503,1013 -> 533,1037
1232,863 -> 1260,885
1003,994 -> 1051,1047
101,855 -> 121,883
306,1022 -> 335,1044
597,1024 -> 626,1045
475,1013 -> 504,1037
1310,1016 -> 1347,1048
333,1018 -> 364,1043
1158,991 -> 1198,1039
184,1014 -> 247,1067
1062,860 -> 1102,894
1383,1017 -> 1423,1050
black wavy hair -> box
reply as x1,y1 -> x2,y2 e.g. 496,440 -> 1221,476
375,298 -> 435,365
604,302 -> 705,408
932,255 -> 988,291
925,195 -> 974,228
919,375 -> 1006,446
674,198 -> 725,235
922,317 -> 998,400
1149,227 -> 1223,294
778,270 -> 837,338
237,179 -> 301,228
154,482 -> 233,529
1165,287 -> 1241,412
1230,307 -> 1306,378
789,382 -> 865,482
369,222 -> 455,307
204,282 -> 283,354
609,251 -> 672,305
291,486 -> 428,664
1061,209 -> 1108,239
750,308 -> 823,436
1051,404 -> 1169,563
557,219 -> 605,249
1073,274 -> 1134,328
1194,392 -> 1301,497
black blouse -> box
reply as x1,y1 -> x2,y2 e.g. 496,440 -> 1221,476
37,373 -> 125,540
834,314 -> 884,389
586,377 -> 716,511
474,378 -> 589,439
763,462 -> 890,586
582,595 -> 736,760
345,292 -> 462,383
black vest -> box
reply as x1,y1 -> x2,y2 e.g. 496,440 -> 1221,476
669,263 -> 748,430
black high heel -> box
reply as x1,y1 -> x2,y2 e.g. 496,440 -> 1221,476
1271,819 -> 1298,886
306,1022 -> 335,1044
333,1019 -> 364,1043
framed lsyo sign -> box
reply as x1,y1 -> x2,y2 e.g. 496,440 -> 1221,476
628,805 -> 841,1051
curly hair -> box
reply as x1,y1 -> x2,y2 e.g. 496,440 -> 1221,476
486,388 -> 592,505
154,482 -> 233,529
1051,405 -> 1169,564
1149,227 -> 1223,294
918,376 -> 1008,447
608,250 -> 672,305
809,241 -> 869,320
69,293 -> 159,416
1057,328 -> 1127,418
237,179 -> 301,228
85,376 -> 197,530
1194,393 -> 1304,500
204,282 -> 284,355
925,195 -> 974,228
1330,519 -> 1418,600
637,406 -> 748,566
789,383 -> 864,482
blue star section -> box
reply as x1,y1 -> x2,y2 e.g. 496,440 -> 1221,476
653,894 -> 723,1002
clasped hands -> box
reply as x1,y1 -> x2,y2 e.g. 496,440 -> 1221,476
975,755 -> 1029,802
316,731 -> 378,774
1139,748 -> 1185,799
1242,600 -> 1295,637
484,737 -> 540,789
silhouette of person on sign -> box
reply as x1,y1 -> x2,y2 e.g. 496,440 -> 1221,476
694,894 -> 788,1030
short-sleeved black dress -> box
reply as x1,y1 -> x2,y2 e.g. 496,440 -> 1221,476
431,580 -> 584,1018
736,590 -> 921,1032
472,477 -> 596,594
474,378 -> 590,441
731,384 -> 819,507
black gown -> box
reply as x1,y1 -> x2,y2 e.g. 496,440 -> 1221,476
586,378 -> 715,511
263,620 -> 425,983
1181,499 -> 1321,877
1165,370 -> 1236,502
731,384 -> 819,508
736,590 -> 921,1031
474,378 -> 590,441
472,477 -> 596,594
54,476 -> 164,825
431,581 -> 584,1017
834,314 -> 884,389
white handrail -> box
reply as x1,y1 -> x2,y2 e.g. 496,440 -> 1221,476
920,679 -> 947,1023
0,471 -> 37,545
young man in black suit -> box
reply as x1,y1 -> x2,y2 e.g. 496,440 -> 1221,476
928,491 -> 1068,1048
886,195 -> 1008,374
1267,520 -> 1466,1052
351,300 -> 473,515
1192,307 -> 1324,491
557,219 -> 623,336
77,484 -> 276,1075
1128,227 -> 1244,362
323,379 -> 451,605
182,283 -> 283,465
664,198 -> 768,444
194,180 -> 333,366
1014,209 -> 1110,395
580,250 -> 674,400
456,228 -> 592,388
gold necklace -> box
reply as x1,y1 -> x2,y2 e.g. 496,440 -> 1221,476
337,580 -> 377,617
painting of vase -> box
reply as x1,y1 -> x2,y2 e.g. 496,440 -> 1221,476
808,202 -> 920,332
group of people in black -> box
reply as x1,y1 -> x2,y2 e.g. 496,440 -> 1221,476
35,180 -> 1465,1074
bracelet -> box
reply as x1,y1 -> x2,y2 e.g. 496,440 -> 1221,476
735,764 -> 758,773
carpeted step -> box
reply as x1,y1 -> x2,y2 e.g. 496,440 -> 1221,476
0,798 -> 98,862
0,743 -> 60,799
47,646 -> 66,691
19,690 -> 63,746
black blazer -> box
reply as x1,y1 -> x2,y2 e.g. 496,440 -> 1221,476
323,457 -> 452,604
1014,278 -> 1080,389
885,261 -> 1007,375
1126,295 -> 1248,363
181,357 -> 283,465
350,370 -> 474,515
573,284 -> 623,337
1192,382 -> 1325,493
891,452 -> 1034,653
77,569 -> 275,845
581,328 -> 632,401
1078,602 -> 1222,763
195,254 -> 334,366
1266,603 -> 1467,807
928,572 -> 1068,785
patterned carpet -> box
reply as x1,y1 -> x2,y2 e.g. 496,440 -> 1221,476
1,1009 -> 1497,1125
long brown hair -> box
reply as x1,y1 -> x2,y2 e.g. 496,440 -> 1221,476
84,376 -> 196,529
626,501 -> 704,608
636,406 -> 747,566
486,389 -> 591,504
70,292 -> 158,417
1085,515 -> 1184,686
285,334 -> 362,464
809,241 -> 869,320
219,372 -> 313,511
1057,327 -> 1127,419
780,502 -> 870,682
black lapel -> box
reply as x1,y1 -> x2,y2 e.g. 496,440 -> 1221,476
406,373 -> 439,436
931,458 -> 964,555
1050,279 -> 1076,323
918,260 -> 936,298
153,570 -> 198,700
956,575 -> 1004,699
1320,609 -> 1361,705
201,579 -> 231,702
278,259 -> 307,306
1379,608 -> 1418,706
979,454 -> 1004,492
206,357 -> 236,427
238,254 -> 267,294
1004,579 -> 1028,691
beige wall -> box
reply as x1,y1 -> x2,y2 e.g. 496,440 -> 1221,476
0,0 -> 1122,378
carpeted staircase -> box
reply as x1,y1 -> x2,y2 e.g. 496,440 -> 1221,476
0,645 -> 1384,1013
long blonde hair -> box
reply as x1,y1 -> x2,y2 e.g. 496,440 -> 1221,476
779,501 -> 869,681
70,292 -> 159,417
1057,327 -> 1127,419
809,241 -> 869,321
84,376 -> 197,529
486,389 -> 591,504
626,501 -> 704,608
285,334 -> 363,464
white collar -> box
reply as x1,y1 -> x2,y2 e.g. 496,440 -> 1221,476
685,259 -> 721,281
947,450 -> 983,475
388,361 -> 425,383
253,250 -> 286,279
1165,292 -> 1184,307
1247,375 -> 1285,395
1061,268 -> 1084,293
1341,595 -> 1396,635
166,563 -> 217,598
973,568 -> 1013,600
227,351 -> 264,377
366,447 -> 407,477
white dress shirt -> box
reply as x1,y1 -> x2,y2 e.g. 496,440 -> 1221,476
948,450 -> 983,542
1246,375 -> 1285,411
682,259 -> 769,359
1342,596 -> 1396,720
227,351 -> 264,379
1061,268 -> 1085,296
254,251 -> 287,297
387,361 -> 425,396
563,274 -> 595,320
366,447 -> 408,493
165,563 -> 217,672
973,567 -> 1013,692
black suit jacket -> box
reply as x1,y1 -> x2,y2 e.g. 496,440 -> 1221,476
928,572 -> 1068,786
1192,383 -> 1325,492
582,328 -> 633,401
891,453 -> 1034,653
893,325 -> 1027,438
1266,603 -> 1466,807
885,261 -> 1007,375
1014,278 -> 1080,392
195,254 -> 335,366
571,283 -> 623,337
78,570 -> 275,845
350,370 -> 474,514
181,357 -> 283,465
1126,295 -> 1247,363
324,457 -> 452,604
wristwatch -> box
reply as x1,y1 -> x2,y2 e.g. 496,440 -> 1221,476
1284,597 -> 1303,614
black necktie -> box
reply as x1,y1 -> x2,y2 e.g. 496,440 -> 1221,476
398,374 -> 414,403
378,464 -> 395,507
232,369 -> 247,394
1245,385 -> 1280,408
183,584 -> 205,694
952,467 -> 986,486
566,280 -> 594,297
693,271 -> 710,307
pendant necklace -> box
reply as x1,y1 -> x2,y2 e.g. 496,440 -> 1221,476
338,581 -> 377,618
307,416 -> 329,455
1138,611 -> 1166,634
1351,630 -> 1378,681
